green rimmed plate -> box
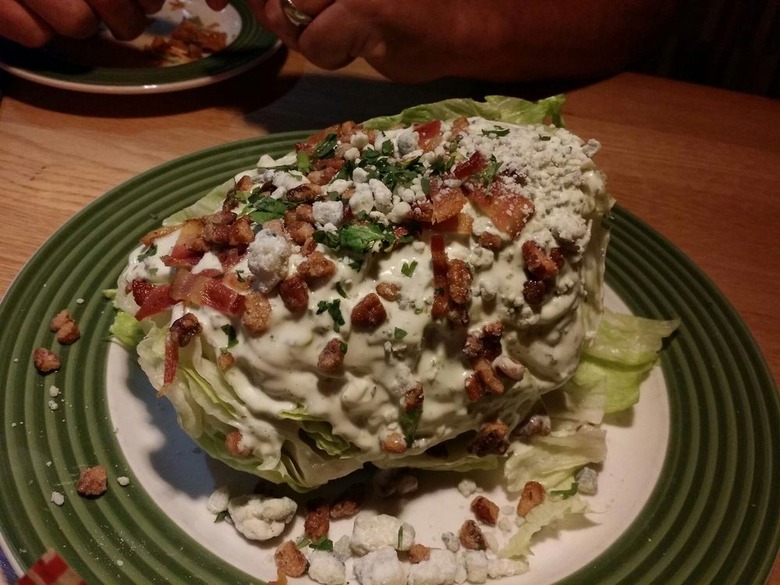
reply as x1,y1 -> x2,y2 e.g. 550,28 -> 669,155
0,133 -> 778,584
0,0 -> 279,94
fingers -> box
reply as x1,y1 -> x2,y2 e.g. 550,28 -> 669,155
205,0 -> 230,9
298,4 -> 369,70
0,0 -> 53,46
85,0 -> 148,40
15,0 -> 99,39
137,0 -> 165,14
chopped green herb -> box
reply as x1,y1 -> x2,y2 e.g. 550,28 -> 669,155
380,140 -> 394,156
235,269 -> 246,283
335,281 -> 348,298
137,244 -> 157,262
316,299 -> 345,332
421,176 -> 431,196
309,536 -> 334,551
349,258 -> 364,271
479,155 -> 502,186
482,127 -> 510,137
214,511 -> 228,523
550,482 -> 579,498
220,324 -> 238,348
327,190 -> 341,201
401,260 -> 418,277
296,150 -> 311,174
399,406 -> 422,446
393,327 -> 407,341
339,342 -> 348,354
247,196 -> 296,224
296,536 -> 312,549
538,134 -> 552,141
397,526 -> 404,549
314,133 -> 339,159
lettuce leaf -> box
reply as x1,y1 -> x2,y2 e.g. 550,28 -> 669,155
109,310 -> 145,348
362,95 -> 565,130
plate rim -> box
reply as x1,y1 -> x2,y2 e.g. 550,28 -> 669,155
0,133 -> 778,584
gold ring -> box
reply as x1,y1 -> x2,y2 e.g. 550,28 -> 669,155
281,0 -> 313,27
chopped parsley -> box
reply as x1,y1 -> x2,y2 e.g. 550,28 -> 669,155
399,406 -> 422,446
401,260 -> 418,277
482,127 -> 510,137
214,511 -> 228,523
550,482 -> 579,498
393,327 -> 407,341
137,244 -> 157,261
314,133 -> 338,159
314,221 -> 398,256
246,194 -> 296,224
478,155 -> 502,186
297,535 -> 334,551
316,299 -> 345,332
296,150 -> 311,174
397,526 -> 404,549
335,281 -> 348,298
339,342 -> 348,354
221,324 -> 238,348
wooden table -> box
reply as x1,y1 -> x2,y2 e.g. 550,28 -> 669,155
1,49 -> 778,583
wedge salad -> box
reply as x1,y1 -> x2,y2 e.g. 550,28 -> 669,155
110,96 -> 678,577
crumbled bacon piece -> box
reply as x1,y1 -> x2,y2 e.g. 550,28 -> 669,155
517,481 -> 546,517
381,432 -> 407,454
33,348 -> 60,374
459,519 -> 487,550
375,282 -> 400,301
225,430 -> 252,457
522,240 -> 559,280
76,465 -> 107,497
318,338 -> 346,373
468,421 -> 509,456
471,495 -> 499,526
473,357 -> 505,395
408,543 -> 431,564
140,224 -> 180,247
169,313 -> 201,347
274,540 -> 308,578
430,234 -> 450,320
351,293 -> 387,329
304,499 -> 330,541
297,251 -> 336,284
278,275 -> 309,313
242,292 -> 272,335
468,184 -> 534,239
446,259 -> 472,305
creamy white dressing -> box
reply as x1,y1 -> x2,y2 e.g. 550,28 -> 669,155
117,116 -> 611,485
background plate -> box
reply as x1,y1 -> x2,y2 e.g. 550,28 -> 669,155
0,0 -> 279,94
0,133 -> 778,583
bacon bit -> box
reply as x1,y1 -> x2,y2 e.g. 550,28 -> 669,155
163,332 -> 179,387
376,282 -> 400,301
140,224 -> 180,247
296,124 -> 339,156
430,234 -> 450,320
274,541 -> 308,578
381,432 -> 407,454
134,282 -> 174,320
304,499 -> 330,541
517,481 -> 546,517
330,483 -> 366,519
278,275 -> 309,313
242,291 -> 272,335
459,519 -> 487,550
76,465 -> 107,497
33,348 -> 60,375
168,219 -> 208,263
428,183 -> 468,225
169,271 -> 245,316
468,184 -> 534,239
523,280 -> 547,306
447,259 -> 472,305
218,350 -> 235,371
169,313 -> 201,347
465,373 -> 485,402
403,383 -> 424,411
318,338 -> 346,373
222,269 -> 252,292
18,549 -> 86,585
285,184 -> 321,203
408,543 -> 431,564
225,430 -> 252,457
431,212 -> 473,234
473,357 -> 504,394
414,120 -> 442,152
297,251 -> 337,284
471,495 -> 500,526
522,241 -> 559,280
351,293 -> 387,329
478,231 -> 503,251
453,151 -> 488,181
468,421 -> 510,456
450,116 -> 470,135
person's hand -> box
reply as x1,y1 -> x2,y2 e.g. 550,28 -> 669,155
0,0 -> 166,47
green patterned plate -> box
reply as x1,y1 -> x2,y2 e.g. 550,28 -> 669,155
0,0 -> 278,94
0,133 -> 778,584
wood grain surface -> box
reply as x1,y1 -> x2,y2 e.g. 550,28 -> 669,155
0,49 -> 778,582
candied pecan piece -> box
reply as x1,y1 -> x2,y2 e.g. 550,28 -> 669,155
329,484 -> 366,519
459,519 -> 487,551
318,338 -> 346,373
514,413 -> 551,438
284,210 -> 315,245
523,279 -> 547,306
522,240 -> 559,280
274,540 -> 308,578
229,216 -> 255,246
304,499 -> 330,541
33,347 -> 60,374
208,210 -> 238,225
408,543 -> 431,564
49,310 -> 72,332
468,421 -> 509,457
235,175 -> 254,192
403,383 -> 424,411
297,251 -> 336,284
471,495 -> 499,526
76,465 -> 107,497
242,291 -> 272,335
465,373 -> 485,402
50,310 -> 80,345
550,247 -> 565,269
204,222 -> 231,246
285,184 -> 321,202
447,305 -> 470,327
351,293 -> 387,329
517,481 -> 546,517
478,231 -> 503,252
169,313 -> 201,347
447,259 -> 472,305
217,350 -> 235,371
300,237 -> 318,256
278,275 -> 309,313
381,432 -> 407,454
375,282 -> 400,301
294,203 -> 316,224
462,333 -> 483,360
473,357 -> 504,395
225,430 -> 252,457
